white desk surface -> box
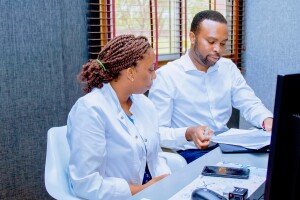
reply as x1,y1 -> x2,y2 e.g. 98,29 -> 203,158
127,147 -> 268,200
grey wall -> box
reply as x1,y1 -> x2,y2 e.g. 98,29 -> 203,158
240,0 -> 300,128
0,0 -> 88,199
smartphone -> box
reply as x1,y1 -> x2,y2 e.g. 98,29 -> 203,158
201,165 -> 250,179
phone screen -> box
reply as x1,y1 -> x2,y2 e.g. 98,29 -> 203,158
201,165 -> 250,179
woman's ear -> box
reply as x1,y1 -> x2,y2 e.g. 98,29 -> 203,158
126,67 -> 135,82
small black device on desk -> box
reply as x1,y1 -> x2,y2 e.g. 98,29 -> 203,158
191,188 -> 226,200
229,187 -> 248,200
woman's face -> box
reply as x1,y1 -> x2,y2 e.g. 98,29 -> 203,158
131,48 -> 156,94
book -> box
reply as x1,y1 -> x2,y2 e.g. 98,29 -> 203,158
218,143 -> 270,154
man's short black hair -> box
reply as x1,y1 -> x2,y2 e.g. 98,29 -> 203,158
190,10 -> 227,33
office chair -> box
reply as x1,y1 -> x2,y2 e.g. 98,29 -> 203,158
45,126 -> 79,200
45,126 -> 187,199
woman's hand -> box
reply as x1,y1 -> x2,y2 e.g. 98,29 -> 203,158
129,173 -> 169,195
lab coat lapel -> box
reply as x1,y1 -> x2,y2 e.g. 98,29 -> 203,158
103,84 -> 140,137
116,111 -> 140,137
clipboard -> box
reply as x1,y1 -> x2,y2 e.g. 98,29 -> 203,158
218,143 -> 270,153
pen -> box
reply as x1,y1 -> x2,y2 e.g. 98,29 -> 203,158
262,121 -> 266,131
204,127 -> 209,137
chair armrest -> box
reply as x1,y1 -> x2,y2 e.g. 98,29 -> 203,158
158,152 -> 187,173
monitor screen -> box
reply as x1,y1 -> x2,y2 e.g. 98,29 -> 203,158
264,73 -> 300,200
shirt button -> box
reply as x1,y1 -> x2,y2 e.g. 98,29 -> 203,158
121,116 -> 124,119
135,135 -> 138,139
144,139 -> 147,142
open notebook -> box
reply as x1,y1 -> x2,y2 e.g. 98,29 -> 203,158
211,128 -> 271,153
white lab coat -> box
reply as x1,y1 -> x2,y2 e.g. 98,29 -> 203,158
67,83 -> 170,200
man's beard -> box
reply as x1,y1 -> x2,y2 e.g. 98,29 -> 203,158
193,39 -> 220,67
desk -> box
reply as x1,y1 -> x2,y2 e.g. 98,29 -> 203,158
128,147 -> 268,200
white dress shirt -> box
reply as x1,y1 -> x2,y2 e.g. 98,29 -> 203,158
67,83 -> 170,200
148,50 -> 273,151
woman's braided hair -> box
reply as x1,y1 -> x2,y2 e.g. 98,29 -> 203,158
78,34 -> 151,93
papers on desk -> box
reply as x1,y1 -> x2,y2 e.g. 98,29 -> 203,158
211,128 -> 271,149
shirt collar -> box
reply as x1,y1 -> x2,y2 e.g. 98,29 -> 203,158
180,49 -> 220,73
102,83 -> 135,114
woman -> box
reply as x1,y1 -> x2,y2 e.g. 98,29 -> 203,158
67,34 -> 170,200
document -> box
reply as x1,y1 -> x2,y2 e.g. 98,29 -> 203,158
211,128 -> 271,149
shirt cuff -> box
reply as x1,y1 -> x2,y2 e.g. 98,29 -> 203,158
173,127 -> 189,146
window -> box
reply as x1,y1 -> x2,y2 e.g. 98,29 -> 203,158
87,0 -> 245,68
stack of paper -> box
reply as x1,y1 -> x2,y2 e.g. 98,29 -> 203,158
211,128 -> 271,149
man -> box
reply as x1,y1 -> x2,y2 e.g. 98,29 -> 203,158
148,10 -> 273,164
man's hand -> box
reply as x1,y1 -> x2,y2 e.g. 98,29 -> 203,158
263,117 -> 273,132
185,126 -> 213,149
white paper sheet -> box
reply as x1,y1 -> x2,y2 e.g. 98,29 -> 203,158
211,129 -> 271,149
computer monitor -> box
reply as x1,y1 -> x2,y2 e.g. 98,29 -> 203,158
264,73 -> 300,200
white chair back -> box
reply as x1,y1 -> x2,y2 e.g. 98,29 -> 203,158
45,125 -> 80,200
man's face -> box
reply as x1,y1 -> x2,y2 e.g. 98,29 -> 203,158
190,19 -> 228,68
